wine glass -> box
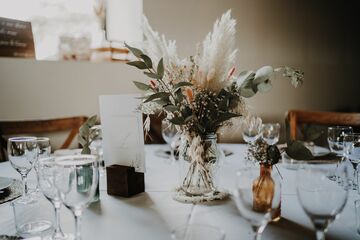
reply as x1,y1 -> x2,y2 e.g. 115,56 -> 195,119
54,155 -> 99,240
296,162 -> 349,240
242,115 -> 263,144
233,165 -> 281,240
89,125 -> 104,171
161,119 -> 179,163
33,137 -> 51,194
327,126 -> 353,181
7,137 -> 38,198
38,157 -> 71,240
261,123 -> 280,145
345,133 -> 360,191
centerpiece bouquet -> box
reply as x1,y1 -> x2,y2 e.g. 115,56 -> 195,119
126,10 -> 303,203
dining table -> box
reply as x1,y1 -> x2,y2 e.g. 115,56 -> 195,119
0,144 -> 358,240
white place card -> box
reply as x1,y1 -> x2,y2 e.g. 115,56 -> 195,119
99,95 -> 145,173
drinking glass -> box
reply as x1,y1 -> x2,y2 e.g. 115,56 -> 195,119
233,165 -> 281,240
242,115 -> 263,144
261,123 -> 280,145
355,200 -> 360,235
327,126 -> 353,181
34,137 -> 51,194
89,125 -> 104,167
161,119 -> 179,163
7,137 -> 38,197
38,157 -> 71,240
345,133 -> 360,191
171,224 -> 225,240
54,155 -> 99,240
296,162 -> 349,240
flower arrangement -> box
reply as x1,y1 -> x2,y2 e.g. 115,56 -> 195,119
127,10 -> 303,140
126,10 -> 303,202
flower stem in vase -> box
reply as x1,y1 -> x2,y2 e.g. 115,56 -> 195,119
252,164 -> 281,222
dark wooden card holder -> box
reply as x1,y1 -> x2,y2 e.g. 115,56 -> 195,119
106,165 -> 144,197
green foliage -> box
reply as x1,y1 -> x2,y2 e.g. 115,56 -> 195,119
144,92 -> 170,103
267,145 -> 281,165
133,81 -> 150,91
286,140 -> 314,160
127,61 -> 147,69
78,115 -> 97,154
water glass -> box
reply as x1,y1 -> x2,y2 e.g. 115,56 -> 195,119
89,125 -> 104,169
261,123 -> 280,145
11,195 -> 53,238
355,200 -> 360,236
233,165 -> 281,240
34,137 -> 51,194
296,162 -> 349,240
344,133 -> 360,190
8,137 -> 38,197
161,119 -> 179,163
171,224 -> 225,240
54,155 -> 99,240
242,115 -> 263,144
38,157 -> 71,240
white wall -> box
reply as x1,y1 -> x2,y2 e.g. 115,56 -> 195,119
1,0 -> 359,144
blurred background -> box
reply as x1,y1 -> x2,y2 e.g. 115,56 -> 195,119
0,0 -> 359,145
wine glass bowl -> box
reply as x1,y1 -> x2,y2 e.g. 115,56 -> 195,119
327,126 -> 353,156
296,162 -> 349,240
242,116 -> 263,144
161,119 -> 179,163
54,155 -> 98,240
261,123 -> 280,145
7,136 -> 38,197
233,165 -> 281,240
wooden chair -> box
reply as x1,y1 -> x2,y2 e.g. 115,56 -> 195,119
0,116 -> 88,161
286,109 -> 360,140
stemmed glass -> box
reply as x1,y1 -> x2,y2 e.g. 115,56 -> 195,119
233,165 -> 281,240
89,125 -> 104,169
38,157 -> 71,240
7,137 -> 38,198
161,119 -> 179,163
345,133 -> 360,191
296,162 -> 349,240
242,116 -> 262,165
261,123 -> 280,145
54,155 -> 99,240
327,126 -> 353,181
33,137 -> 51,194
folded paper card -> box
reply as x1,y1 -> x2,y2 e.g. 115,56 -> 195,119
99,95 -> 145,173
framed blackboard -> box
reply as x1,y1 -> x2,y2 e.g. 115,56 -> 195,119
0,17 -> 35,58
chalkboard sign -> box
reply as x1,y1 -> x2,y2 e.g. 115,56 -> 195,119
0,17 -> 35,58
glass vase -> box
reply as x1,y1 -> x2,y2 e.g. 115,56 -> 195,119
252,164 -> 281,221
174,132 -> 227,203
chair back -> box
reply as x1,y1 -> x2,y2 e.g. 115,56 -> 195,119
0,116 -> 88,161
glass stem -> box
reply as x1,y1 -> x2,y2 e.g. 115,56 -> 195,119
74,210 -> 83,240
170,145 -> 175,162
251,226 -> 262,240
53,201 -> 64,237
21,174 -> 28,196
316,230 -> 325,240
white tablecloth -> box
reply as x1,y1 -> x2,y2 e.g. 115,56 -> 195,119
0,144 -> 358,239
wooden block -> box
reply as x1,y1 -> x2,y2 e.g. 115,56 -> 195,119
106,165 -> 144,197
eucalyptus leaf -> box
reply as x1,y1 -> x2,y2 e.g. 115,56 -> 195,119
239,86 -> 256,98
144,72 -> 160,79
157,58 -> 164,79
124,43 -> 143,58
133,81 -> 150,91
236,71 -> 255,86
140,54 -> 153,68
164,105 -> 180,112
144,92 -> 170,103
170,116 -> 185,125
257,81 -> 273,92
254,66 -> 274,84
173,82 -> 193,91
286,141 -> 314,160
127,61 -> 147,70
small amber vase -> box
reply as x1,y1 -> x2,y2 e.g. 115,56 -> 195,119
252,164 -> 281,222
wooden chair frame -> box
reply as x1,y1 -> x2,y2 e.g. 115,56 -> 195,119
0,116 -> 88,161
286,109 -> 360,140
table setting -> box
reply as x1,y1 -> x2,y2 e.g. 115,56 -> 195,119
1,9 -> 360,240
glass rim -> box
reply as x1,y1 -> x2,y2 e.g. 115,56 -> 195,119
55,154 -> 97,166
171,224 -> 225,238
328,126 -> 353,130
262,123 -> 280,127
8,136 -> 37,142
36,137 -> 50,142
